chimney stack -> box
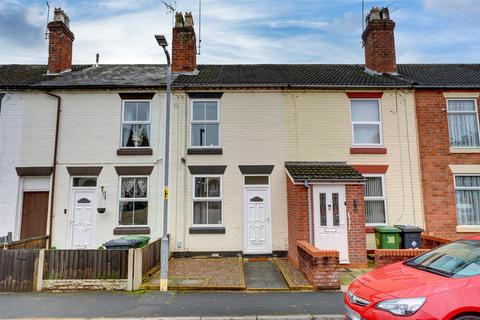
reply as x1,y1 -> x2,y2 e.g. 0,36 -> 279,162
47,8 -> 74,74
172,12 -> 197,73
362,7 -> 396,74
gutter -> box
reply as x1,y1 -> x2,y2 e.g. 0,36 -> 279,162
44,92 -> 61,249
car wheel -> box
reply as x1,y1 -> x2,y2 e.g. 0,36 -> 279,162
455,315 -> 480,320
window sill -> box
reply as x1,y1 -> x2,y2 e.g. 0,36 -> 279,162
113,227 -> 151,235
189,227 -> 225,234
456,225 -> 480,233
449,147 -> 480,154
187,148 -> 223,155
117,148 -> 153,155
350,147 -> 387,154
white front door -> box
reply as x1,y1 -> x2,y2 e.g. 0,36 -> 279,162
313,185 -> 349,263
71,189 -> 96,249
243,187 -> 271,254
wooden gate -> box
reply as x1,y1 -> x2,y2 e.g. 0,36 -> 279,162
0,250 -> 39,291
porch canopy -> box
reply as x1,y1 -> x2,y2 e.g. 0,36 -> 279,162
285,162 -> 364,183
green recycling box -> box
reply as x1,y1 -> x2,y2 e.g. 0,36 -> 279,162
375,226 -> 401,249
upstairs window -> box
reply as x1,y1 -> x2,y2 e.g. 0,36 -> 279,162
447,99 -> 480,148
364,175 -> 387,225
350,99 -> 382,146
122,100 -> 151,148
191,100 -> 220,147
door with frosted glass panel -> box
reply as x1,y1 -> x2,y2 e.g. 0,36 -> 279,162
313,186 -> 349,263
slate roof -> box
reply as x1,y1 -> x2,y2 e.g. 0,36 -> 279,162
1,63 -> 480,89
174,64 -> 411,89
0,64 -> 169,89
285,162 -> 364,182
0,65 -> 89,88
398,64 -> 480,89
35,64 -> 169,88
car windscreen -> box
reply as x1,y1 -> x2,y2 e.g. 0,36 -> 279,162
407,240 -> 480,278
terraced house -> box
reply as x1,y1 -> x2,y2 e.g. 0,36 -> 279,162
1,6 -> 480,269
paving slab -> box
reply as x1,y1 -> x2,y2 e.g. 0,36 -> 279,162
244,261 -> 288,289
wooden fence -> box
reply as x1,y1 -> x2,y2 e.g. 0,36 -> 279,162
1,238 -> 161,292
0,250 -> 39,292
421,234 -> 451,249
142,238 -> 161,278
43,249 -> 129,280
4,235 -> 48,250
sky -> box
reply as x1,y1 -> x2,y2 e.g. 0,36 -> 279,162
1,0 -> 479,65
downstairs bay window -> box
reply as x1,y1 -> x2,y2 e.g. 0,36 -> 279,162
454,175 -> 480,226
192,176 -> 222,226
364,175 -> 387,225
118,176 -> 148,226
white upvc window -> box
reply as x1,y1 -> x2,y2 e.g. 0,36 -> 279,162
121,100 -> 151,148
118,176 -> 148,226
447,99 -> 480,148
190,100 -> 220,147
364,174 -> 387,225
454,175 -> 480,226
350,99 -> 383,146
192,175 -> 223,226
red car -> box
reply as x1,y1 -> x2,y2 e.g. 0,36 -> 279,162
344,236 -> 480,320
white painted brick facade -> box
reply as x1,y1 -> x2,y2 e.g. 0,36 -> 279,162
169,90 -> 424,252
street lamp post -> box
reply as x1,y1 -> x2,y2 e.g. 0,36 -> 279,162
155,34 -> 171,292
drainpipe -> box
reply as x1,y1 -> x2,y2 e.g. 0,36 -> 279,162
304,180 -> 313,244
45,92 -> 61,249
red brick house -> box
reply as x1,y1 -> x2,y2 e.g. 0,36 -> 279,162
399,72 -> 480,239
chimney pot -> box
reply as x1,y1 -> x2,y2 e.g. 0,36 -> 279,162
184,12 -> 194,27
53,7 -> 70,28
175,12 -> 184,27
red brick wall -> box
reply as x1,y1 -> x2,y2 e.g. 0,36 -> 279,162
47,21 -> 74,74
416,90 -> 480,239
362,20 -> 396,73
286,178 -> 311,265
297,241 -> 340,290
346,184 -> 368,267
286,177 -> 367,267
375,249 -> 430,268
172,26 -> 196,73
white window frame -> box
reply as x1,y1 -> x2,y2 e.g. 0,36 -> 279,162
364,174 -> 388,226
190,99 -> 221,148
117,175 -> 149,227
453,174 -> 480,226
447,98 -> 480,149
350,98 -> 383,146
192,175 -> 223,227
120,99 -> 152,148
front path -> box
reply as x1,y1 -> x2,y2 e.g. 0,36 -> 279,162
0,291 -> 344,318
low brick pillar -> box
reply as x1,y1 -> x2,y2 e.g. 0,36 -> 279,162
297,240 -> 340,290
375,249 -> 430,268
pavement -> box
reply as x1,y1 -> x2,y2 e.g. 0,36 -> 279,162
0,291 -> 345,319
244,261 -> 288,289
